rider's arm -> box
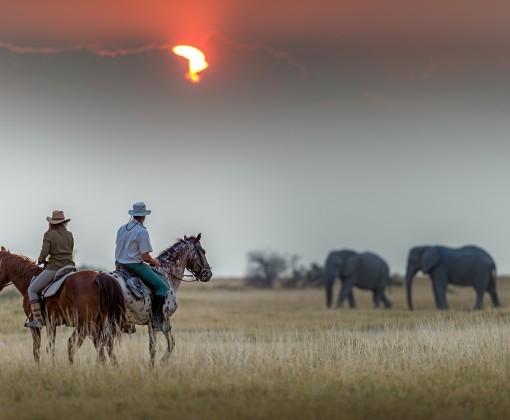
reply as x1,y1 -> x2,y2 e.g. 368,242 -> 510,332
141,252 -> 160,266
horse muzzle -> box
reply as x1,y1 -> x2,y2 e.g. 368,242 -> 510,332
199,268 -> 212,282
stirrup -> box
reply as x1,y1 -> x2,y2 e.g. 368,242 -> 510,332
24,318 -> 44,329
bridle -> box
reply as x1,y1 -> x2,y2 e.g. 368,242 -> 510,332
157,239 -> 212,283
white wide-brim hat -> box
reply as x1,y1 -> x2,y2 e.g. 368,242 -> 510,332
128,202 -> 151,216
46,210 -> 70,224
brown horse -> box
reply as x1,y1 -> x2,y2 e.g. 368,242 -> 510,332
0,246 -> 125,365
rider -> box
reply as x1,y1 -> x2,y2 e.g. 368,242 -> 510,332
26,210 -> 75,329
115,202 -> 169,331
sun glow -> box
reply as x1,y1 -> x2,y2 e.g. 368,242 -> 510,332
172,45 -> 208,84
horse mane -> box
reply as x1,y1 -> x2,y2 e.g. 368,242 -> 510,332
157,235 -> 199,262
0,250 -> 39,279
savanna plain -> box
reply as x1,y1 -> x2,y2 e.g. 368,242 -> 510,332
1,278 -> 510,420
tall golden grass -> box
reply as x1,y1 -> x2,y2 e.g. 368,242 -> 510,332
1,278 -> 510,419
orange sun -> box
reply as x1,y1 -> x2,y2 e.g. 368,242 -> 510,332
172,45 -> 208,84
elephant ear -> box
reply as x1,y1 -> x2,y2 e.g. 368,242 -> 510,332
421,247 -> 440,273
344,253 -> 361,277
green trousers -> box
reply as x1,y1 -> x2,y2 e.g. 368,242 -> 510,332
120,262 -> 169,297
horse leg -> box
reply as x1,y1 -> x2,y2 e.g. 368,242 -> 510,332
86,322 -> 107,365
46,323 -> 57,361
149,326 -> 157,368
105,328 -> 118,367
30,328 -> 42,364
160,325 -> 175,366
94,337 -> 107,365
68,326 -> 86,365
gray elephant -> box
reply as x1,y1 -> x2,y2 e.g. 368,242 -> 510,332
325,250 -> 392,309
406,245 -> 500,310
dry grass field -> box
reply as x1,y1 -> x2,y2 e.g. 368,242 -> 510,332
1,277 -> 510,419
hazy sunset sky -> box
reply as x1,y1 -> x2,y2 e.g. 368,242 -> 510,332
1,0 -> 510,277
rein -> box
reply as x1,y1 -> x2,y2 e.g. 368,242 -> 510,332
154,266 -> 198,283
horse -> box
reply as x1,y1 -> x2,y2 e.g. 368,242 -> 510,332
0,246 -> 125,365
111,233 -> 212,367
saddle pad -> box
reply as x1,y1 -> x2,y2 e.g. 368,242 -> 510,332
41,267 -> 77,299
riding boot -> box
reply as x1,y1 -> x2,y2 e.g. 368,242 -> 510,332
151,295 -> 166,332
24,300 -> 44,329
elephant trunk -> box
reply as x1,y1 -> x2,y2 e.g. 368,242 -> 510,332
406,266 -> 417,311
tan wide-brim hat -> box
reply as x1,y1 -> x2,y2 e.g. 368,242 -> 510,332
46,210 -> 70,224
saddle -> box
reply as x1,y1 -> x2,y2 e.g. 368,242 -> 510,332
110,267 -> 152,299
40,265 -> 77,299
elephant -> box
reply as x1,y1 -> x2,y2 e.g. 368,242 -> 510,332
406,245 -> 500,310
325,250 -> 392,309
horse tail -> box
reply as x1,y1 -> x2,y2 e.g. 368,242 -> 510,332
95,272 -> 126,342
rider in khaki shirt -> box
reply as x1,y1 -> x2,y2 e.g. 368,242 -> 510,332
25,210 -> 75,329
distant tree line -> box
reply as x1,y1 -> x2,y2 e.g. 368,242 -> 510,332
245,249 -> 406,289
244,250 -> 324,289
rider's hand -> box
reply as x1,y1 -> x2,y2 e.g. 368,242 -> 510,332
152,258 -> 161,267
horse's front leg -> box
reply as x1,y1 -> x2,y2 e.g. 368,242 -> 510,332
148,326 -> 157,368
68,326 -> 86,365
30,328 -> 42,364
46,323 -> 57,361
160,322 -> 175,365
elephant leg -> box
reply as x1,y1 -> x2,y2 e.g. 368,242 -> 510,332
487,277 -> 500,308
347,291 -> 356,308
372,290 -> 381,308
473,285 -> 485,310
432,276 -> 449,309
381,293 -> 392,309
337,279 -> 356,308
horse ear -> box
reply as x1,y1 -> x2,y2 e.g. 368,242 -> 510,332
197,233 -> 201,241
184,235 -> 188,240
1,246 -> 5,251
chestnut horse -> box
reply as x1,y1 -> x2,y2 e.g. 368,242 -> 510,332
0,247 -> 125,365
113,233 -> 212,367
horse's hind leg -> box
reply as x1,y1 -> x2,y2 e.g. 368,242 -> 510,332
93,333 -> 107,365
85,321 -> 107,365
105,329 -> 118,367
160,327 -> 175,366
68,326 -> 86,365
31,328 -> 42,364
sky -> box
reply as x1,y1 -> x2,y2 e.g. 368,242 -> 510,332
1,0 -> 510,277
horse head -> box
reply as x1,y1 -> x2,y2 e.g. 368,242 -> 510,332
183,233 -> 212,282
